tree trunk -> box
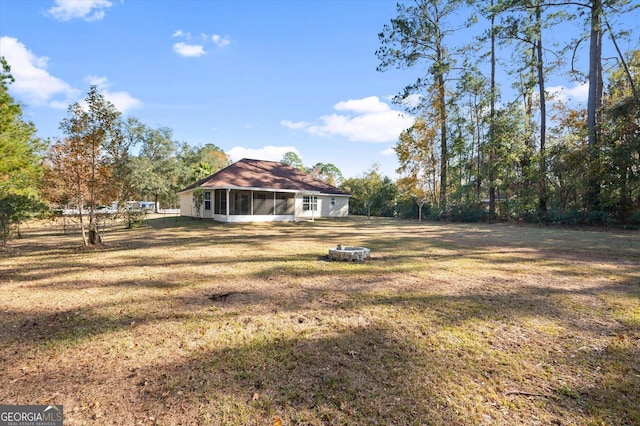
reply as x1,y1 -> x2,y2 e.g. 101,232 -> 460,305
88,222 -> 102,245
489,0 -> 497,220
1,219 -> 7,248
437,70 -> 447,215
79,209 -> 88,246
587,0 -> 603,211
77,187 -> 88,246
536,4 -> 548,215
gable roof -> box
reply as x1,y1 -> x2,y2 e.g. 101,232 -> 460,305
179,158 -> 350,196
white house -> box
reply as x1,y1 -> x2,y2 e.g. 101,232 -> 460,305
178,158 -> 350,222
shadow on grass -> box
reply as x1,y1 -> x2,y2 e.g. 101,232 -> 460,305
1,277 -> 638,424
2,216 -> 639,423
132,323 -> 462,425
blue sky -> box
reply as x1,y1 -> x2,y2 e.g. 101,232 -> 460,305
1,0 -> 638,179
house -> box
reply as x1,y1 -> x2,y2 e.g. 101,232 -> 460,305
178,158 -> 351,222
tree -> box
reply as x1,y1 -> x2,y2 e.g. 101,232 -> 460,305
129,124 -> 178,211
472,0 -> 501,218
177,142 -> 229,188
281,151 -> 305,171
481,104 -> 528,220
197,143 -> 230,171
378,0 -> 471,214
370,175 -> 399,217
599,49 -> 640,221
189,162 -> 215,183
449,66 -> 491,207
585,0 -> 604,211
396,176 -> 428,221
309,162 -> 344,186
104,116 -> 138,211
192,188 -> 204,219
395,117 -> 439,221
0,195 -> 45,246
0,57 -> 45,246
547,101 -> 589,215
45,86 -> 122,245
492,0 -> 569,217
341,164 -> 395,218
550,0 -> 638,211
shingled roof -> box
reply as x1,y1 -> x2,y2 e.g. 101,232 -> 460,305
179,158 -> 350,196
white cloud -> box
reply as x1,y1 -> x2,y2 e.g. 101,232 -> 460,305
227,146 -> 299,163
283,96 -> 413,143
85,75 -> 142,113
547,82 -> 589,103
281,120 -> 312,129
380,147 -> 396,156
173,42 -> 206,57
87,75 -> 109,87
48,0 -> 113,22
102,90 -> 142,113
172,31 -> 230,55
212,34 -> 231,47
172,30 -> 191,39
0,36 -> 79,107
334,96 -> 391,114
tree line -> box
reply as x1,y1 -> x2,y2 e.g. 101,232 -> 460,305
1,73 -> 230,246
2,0 -> 639,245
376,0 -> 639,226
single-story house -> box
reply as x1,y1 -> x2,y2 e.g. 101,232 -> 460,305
178,158 -> 351,222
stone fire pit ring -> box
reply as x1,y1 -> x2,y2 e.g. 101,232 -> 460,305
328,245 -> 371,262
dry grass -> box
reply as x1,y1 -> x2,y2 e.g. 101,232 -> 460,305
1,216 -> 639,425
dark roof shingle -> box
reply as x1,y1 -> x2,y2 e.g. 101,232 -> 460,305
179,158 -> 350,195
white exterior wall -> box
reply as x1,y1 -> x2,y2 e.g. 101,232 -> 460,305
294,195 -> 349,219
180,190 -> 217,218
322,195 -> 349,217
180,190 -> 349,222
223,214 -> 294,223
179,192 -> 196,217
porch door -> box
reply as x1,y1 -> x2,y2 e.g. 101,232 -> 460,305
233,191 -> 251,215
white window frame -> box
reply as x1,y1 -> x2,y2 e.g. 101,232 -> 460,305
303,195 -> 317,211
204,191 -> 211,210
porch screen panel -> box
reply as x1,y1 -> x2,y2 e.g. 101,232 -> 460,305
253,192 -> 273,215
214,189 -> 226,214
231,190 -> 251,215
275,193 -> 294,215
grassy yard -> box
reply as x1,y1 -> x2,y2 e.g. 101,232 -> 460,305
1,216 -> 639,425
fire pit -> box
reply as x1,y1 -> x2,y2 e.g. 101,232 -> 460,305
328,245 -> 371,262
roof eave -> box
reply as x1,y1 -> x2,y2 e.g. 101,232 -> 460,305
178,185 -> 349,196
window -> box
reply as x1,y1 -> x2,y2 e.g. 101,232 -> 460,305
303,195 -> 317,211
331,197 -> 336,206
204,191 -> 211,210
